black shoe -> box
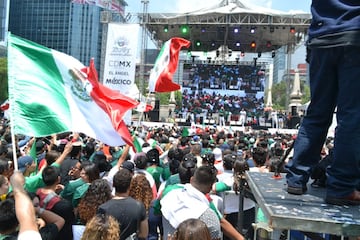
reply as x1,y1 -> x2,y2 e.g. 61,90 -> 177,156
287,185 -> 307,195
311,179 -> 326,188
325,190 -> 360,206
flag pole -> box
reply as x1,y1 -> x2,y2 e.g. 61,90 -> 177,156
8,108 -> 19,171
7,33 -> 19,170
10,128 -> 18,171
135,91 -> 152,131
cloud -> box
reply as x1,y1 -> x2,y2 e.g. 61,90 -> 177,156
174,0 -> 272,12
174,0 -> 220,12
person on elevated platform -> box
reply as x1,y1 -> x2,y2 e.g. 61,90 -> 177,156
286,0 -> 360,205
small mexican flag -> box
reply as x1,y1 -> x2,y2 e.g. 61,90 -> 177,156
135,102 -> 153,113
149,37 -> 191,93
133,136 -> 144,153
8,34 -> 138,147
181,127 -> 189,137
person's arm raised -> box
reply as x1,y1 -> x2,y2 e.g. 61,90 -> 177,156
115,144 -> 130,168
54,142 -> 73,166
10,171 -> 40,235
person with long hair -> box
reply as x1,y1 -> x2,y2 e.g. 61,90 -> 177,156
72,179 -> 112,240
72,162 -> 100,207
81,213 -> 120,240
77,179 -> 112,224
129,174 -> 153,212
130,173 -> 158,240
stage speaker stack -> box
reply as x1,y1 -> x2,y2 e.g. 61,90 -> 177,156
149,100 -> 160,122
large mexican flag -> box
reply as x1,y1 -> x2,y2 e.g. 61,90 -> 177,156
7,34 -> 138,146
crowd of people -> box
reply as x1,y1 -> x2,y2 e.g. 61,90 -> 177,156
179,90 -> 264,118
1,1 -> 359,239
175,90 -> 291,129
1,112 -> 336,240
183,64 -> 265,92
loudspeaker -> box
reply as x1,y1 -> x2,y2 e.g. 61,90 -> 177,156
149,111 -> 159,122
149,100 -> 160,122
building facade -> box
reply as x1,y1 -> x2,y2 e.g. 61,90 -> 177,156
0,0 -> 9,55
8,0 -> 125,70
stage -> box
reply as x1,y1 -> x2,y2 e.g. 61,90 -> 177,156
246,172 -> 360,237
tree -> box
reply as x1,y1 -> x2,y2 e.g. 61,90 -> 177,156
0,58 -> 8,102
272,81 -> 287,110
156,91 -> 182,107
271,80 -> 310,110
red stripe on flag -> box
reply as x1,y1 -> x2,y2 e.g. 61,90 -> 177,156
154,37 -> 191,92
82,59 -> 139,146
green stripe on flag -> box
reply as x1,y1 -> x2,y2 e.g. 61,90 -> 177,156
133,137 -> 143,153
182,127 -> 189,137
29,140 -> 38,176
8,34 -> 71,136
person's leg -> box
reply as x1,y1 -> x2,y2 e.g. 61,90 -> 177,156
243,207 -> 255,240
326,46 -> 360,201
147,204 -> 161,240
286,47 -> 338,193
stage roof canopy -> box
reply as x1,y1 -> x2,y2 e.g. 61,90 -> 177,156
144,0 -> 311,53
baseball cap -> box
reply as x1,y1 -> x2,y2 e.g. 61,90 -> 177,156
146,148 -> 160,164
213,148 -> 222,161
18,155 -> 34,173
192,135 -> 200,142
120,161 -> 135,173
35,140 -> 46,153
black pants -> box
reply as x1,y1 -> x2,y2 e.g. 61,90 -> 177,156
223,207 -> 255,240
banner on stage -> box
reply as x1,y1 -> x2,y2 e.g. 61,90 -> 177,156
103,23 -> 140,123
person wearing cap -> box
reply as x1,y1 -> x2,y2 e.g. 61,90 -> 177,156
146,148 -> 164,190
120,161 -> 135,174
19,142 -> 73,194
212,147 -> 224,175
18,155 -> 36,177
34,139 -> 47,171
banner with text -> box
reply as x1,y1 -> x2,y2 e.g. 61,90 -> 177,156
103,23 -> 140,124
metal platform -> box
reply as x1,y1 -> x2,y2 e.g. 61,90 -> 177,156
246,172 -> 360,237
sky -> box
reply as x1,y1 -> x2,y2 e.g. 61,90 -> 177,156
126,0 -> 311,14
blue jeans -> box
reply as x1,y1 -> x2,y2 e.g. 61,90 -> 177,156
286,46 -> 360,197
147,204 -> 162,240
